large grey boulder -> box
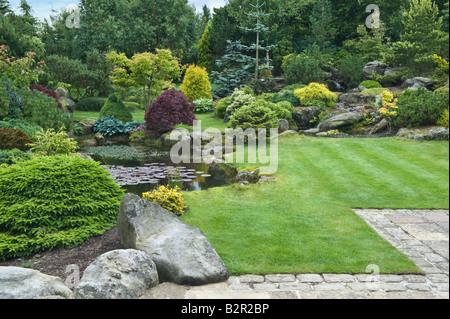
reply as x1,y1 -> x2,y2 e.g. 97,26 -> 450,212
117,194 -> 230,286
363,61 -> 388,79
55,87 -> 75,113
0,267 -> 73,299
338,93 -> 377,105
293,106 -> 321,130
402,77 -> 435,91
74,249 -> 159,299
318,112 -> 365,131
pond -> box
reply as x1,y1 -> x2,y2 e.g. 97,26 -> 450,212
84,146 -> 231,196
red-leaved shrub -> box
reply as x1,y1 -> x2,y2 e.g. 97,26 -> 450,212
29,85 -> 62,109
145,89 -> 197,137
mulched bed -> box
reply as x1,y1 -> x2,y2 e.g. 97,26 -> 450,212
0,226 -> 123,281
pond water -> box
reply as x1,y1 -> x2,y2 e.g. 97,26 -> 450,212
88,153 -> 230,196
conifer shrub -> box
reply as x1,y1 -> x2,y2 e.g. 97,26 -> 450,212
142,185 -> 187,216
145,89 -> 196,138
392,88 -> 450,128
294,82 -> 338,109
214,97 -> 230,119
226,89 -> 256,115
17,87 -> 72,131
0,155 -> 124,260
180,65 -> 213,101
0,128 -> 33,151
228,103 -> 279,133
359,80 -> 383,89
99,94 -> 133,123
29,85 -> 62,109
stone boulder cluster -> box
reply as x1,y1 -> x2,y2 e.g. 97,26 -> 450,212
0,194 -> 230,299
294,61 -> 443,138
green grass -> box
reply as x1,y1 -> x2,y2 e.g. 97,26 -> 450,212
181,135 -> 449,275
73,111 -> 227,132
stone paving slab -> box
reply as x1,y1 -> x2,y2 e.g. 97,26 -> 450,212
141,209 -> 449,300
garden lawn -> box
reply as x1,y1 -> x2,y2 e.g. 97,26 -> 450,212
73,111 -> 227,131
181,135 -> 449,275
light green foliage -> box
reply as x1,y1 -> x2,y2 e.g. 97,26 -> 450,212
294,82 -> 338,109
180,64 -> 213,101
437,108 -> 449,128
194,98 -> 214,113
0,45 -> 44,88
228,102 -> 278,132
197,25 -> 214,73
0,155 -> 125,260
28,128 -> 78,156
99,95 -> 133,123
226,89 -> 256,115
360,80 -> 383,89
107,49 -> 181,106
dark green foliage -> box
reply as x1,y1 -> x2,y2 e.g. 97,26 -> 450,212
76,97 -> 106,112
282,54 -> 324,85
5,81 -> 24,119
0,118 -> 42,138
392,88 -> 450,128
16,87 -> 72,131
0,78 -> 9,120
271,91 -> 301,107
99,95 -> 133,123
214,97 -> 230,119
0,155 -> 125,260
0,148 -> 31,165
0,128 -> 32,151
93,115 -> 143,137
272,37 -> 294,76
337,54 -> 365,88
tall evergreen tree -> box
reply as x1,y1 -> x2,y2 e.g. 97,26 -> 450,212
197,23 -> 214,73
307,0 -> 336,54
240,0 -> 274,79
0,0 -> 10,15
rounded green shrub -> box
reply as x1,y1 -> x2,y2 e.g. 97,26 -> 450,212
392,88 -> 450,128
99,94 -> 133,123
359,80 -> 383,89
294,82 -> 338,109
226,89 -> 256,115
214,97 -> 230,119
228,103 -> 278,132
0,155 -> 125,260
